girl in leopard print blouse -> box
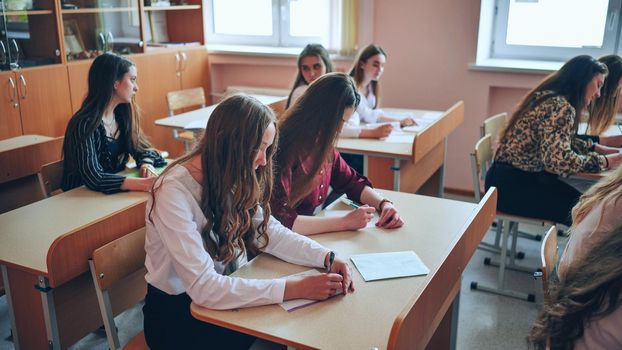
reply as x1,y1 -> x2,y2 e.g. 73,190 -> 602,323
485,55 -> 622,226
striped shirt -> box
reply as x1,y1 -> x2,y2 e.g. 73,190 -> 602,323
61,117 -> 165,194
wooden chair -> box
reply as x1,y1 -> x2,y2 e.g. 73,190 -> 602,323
470,134 -> 555,301
480,112 -> 507,140
533,226 -> 558,302
89,227 -> 148,350
38,160 -> 64,198
166,87 -> 206,152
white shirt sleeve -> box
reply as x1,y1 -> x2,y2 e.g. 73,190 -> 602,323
339,110 -> 362,138
357,88 -> 383,124
148,181 -> 286,310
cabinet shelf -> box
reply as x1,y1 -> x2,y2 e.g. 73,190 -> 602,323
5,10 -> 54,15
144,5 -> 201,11
62,7 -> 137,14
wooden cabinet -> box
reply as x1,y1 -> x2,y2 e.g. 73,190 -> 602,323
1,66 -> 73,138
67,60 -> 93,113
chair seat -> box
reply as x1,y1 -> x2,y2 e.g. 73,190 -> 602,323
123,331 -> 148,350
497,212 -> 556,226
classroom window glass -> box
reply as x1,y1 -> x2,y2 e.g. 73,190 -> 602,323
489,0 -> 621,62
212,0 -> 273,36
288,0 -> 330,39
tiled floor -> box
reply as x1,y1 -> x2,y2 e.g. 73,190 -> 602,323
0,197 -> 563,350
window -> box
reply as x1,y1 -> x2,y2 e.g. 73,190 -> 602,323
487,0 -> 622,62
205,0 -> 342,49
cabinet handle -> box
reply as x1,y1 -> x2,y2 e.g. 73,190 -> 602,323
175,53 -> 181,77
18,75 -> 26,100
99,32 -> 107,51
8,77 -> 18,108
180,52 -> 187,72
107,31 -> 114,52
0,41 -> 6,65
10,39 -> 19,68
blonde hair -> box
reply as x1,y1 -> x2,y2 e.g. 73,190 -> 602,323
571,165 -> 622,229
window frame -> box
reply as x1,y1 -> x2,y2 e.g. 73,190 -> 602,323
490,0 -> 622,61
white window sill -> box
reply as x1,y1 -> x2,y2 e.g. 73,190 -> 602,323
206,44 -> 354,61
469,58 -> 564,74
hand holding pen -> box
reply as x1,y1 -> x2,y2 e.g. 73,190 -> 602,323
326,252 -> 355,295
342,198 -> 376,230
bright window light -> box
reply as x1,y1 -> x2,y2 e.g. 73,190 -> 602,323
213,0 -> 273,36
289,0 -> 330,40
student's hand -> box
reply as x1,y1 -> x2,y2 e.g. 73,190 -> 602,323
594,143 -> 621,155
122,177 -> 156,192
606,153 -> 622,169
399,118 -> 417,127
328,258 -> 355,294
284,273 -> 345,300
376,202 -> 404,229
140,164 -> 158,178
372,124 -> 393,138
599,134 -> 622,148
342,205 -> 376,230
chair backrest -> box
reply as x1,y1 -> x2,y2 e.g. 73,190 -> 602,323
470,134 -> 493,202
89,227 -> 147,350
38,160 -> 64,198
540,226 -> 558,295
166,87 -> 206,116
481,112 -> 508,147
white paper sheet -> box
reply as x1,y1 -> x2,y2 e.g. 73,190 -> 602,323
279,270 -> 343,312
384,111 -> 414,120
322,210 -> 379,228
350,251 -> 430,282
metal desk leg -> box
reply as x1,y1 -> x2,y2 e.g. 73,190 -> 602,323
1,265 -> 19,350
391,158 -> 401,191
450,286 -> 460,350
363,155 -> 369,177
36,276 -> 60,350
438,137 -> 448,198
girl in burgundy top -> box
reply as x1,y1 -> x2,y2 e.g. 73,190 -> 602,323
272,73 -> 404,235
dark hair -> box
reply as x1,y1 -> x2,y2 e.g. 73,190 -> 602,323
150,94 -> 277,264
276,72 -> 360,206
349,44 -> 387,108
63,53 -> 152,165
528,223 -> 622,349
286,43 -> 334,108
588,55 -> 622,134
500,55 -> 608,143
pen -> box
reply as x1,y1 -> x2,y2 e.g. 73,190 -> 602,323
342,198 -> 360,209
326,251 -> 335,273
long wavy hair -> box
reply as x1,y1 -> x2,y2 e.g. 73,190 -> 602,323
528,223 -> 622,349
570,165 -> 622,229
500,55 -> 608,144
349,44 -> 386,108
150,94 -> 278,264
588,55 -> 622,135
276,72 -> 360,207
286,43 -> 333,108
63,53 -> 152,165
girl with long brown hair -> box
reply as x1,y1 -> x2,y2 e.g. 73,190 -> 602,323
62,53 -> 166,194
485,55 -> 622,226
144,94 -> 353,349
285,43 -> 333,108
272,73 -> 404,235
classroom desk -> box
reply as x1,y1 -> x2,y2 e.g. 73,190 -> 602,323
0,187 -> 149,350
336,101 -> 464,196
155,94 -> 287,135
0,135 -> 64,214
191,188 -> 497,350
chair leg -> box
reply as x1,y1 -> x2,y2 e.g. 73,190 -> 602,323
485,222 -> 537,273
470,220 -> 535,302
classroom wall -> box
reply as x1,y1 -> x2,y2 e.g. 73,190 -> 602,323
207,0 -> 550,192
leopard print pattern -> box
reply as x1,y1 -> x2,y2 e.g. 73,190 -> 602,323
495,91 -> 606,176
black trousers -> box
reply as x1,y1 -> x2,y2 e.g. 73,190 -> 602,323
484,162 -> 580,226
143,284 -> 256,350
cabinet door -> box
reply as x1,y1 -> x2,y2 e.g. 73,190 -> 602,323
18,66 -> 73,137
0,71 -> 22,139
67,60 -> 93,113
132,51 -> 184,156
180,47 -> 211,104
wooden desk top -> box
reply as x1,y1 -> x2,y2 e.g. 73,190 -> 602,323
336,101 -> 464,162
155,94 -> 287,129
191,189 -> 496,349
0,135 -> 53,153
0,187 -> 148,276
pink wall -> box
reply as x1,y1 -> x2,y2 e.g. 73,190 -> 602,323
207,0 -> 551,192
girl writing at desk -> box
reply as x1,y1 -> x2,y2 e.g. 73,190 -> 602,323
485,55 -> 622,226
286,43 -> 333,108
272,73 -> 404,235
581,54 -> 622,148
62,53 -> 166,194
144,94 -> 353,349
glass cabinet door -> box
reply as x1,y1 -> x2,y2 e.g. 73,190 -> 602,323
61,0 -> 143,61
1,0 -> 62,69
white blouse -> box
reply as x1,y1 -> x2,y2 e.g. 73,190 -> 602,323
145,164 -> 330,310
341,84 -> 384,138
289,84 -> 308,107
